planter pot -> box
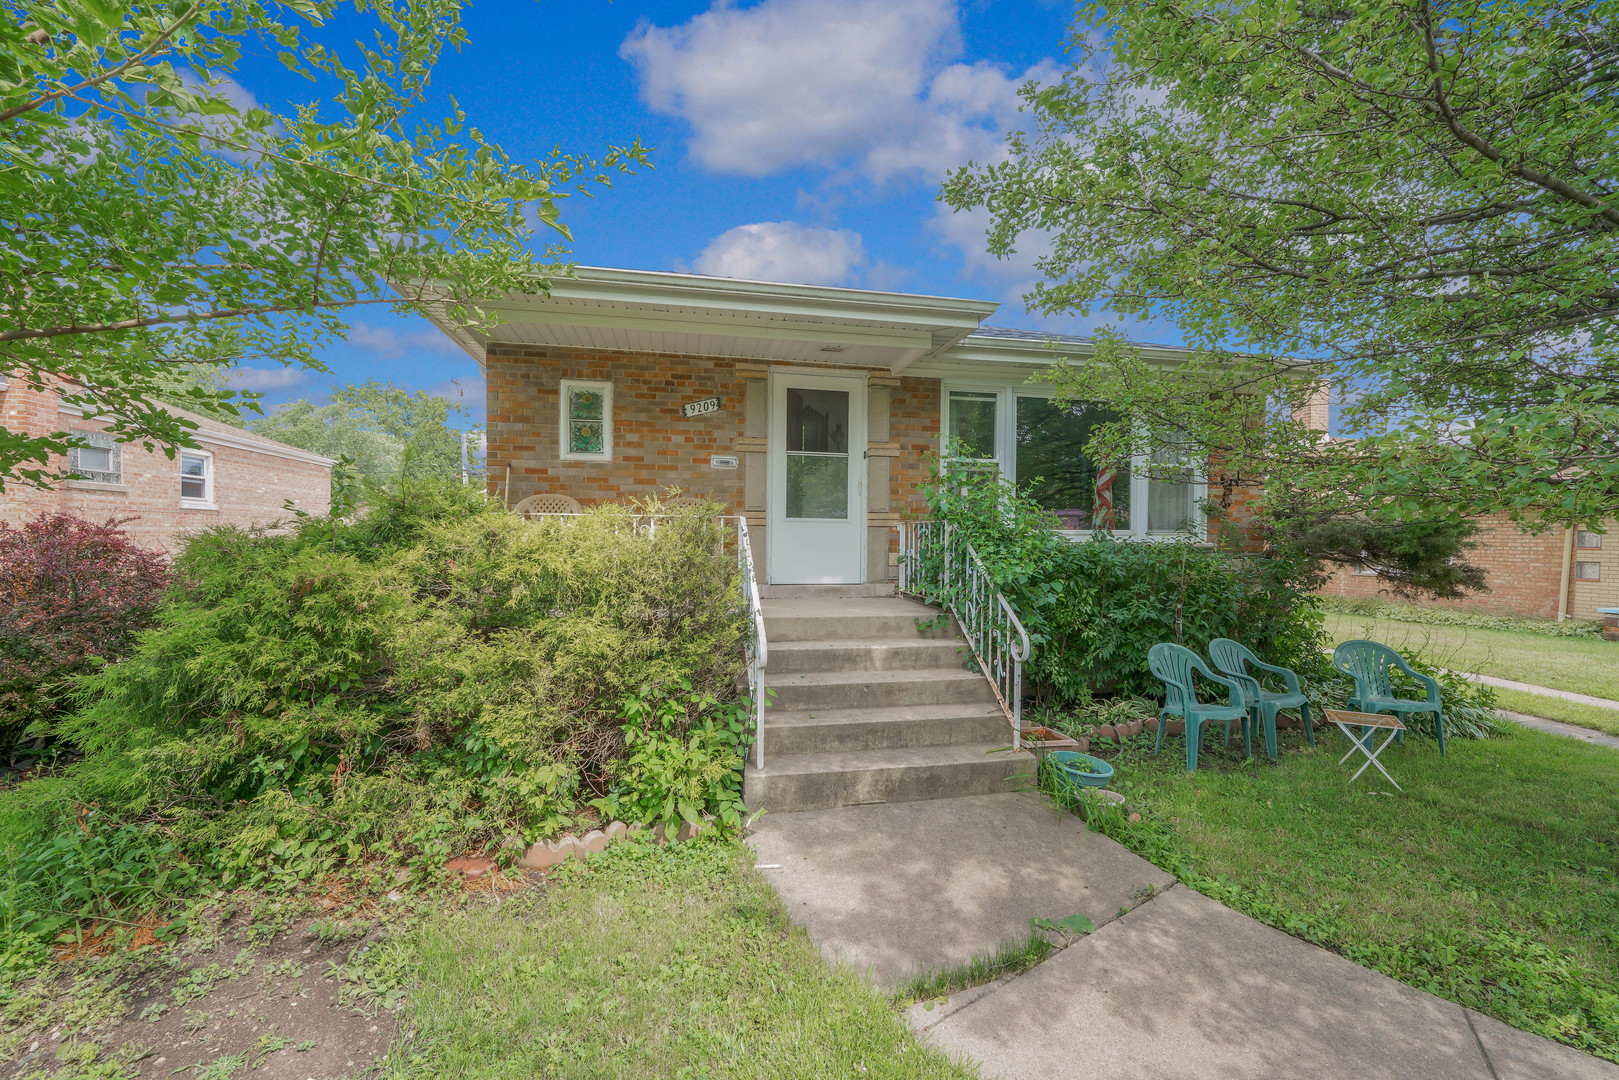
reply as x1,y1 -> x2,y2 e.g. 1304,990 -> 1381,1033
1046,750 -> 1115,789
1074,788 -> 1127,822
1022,725 -> 1082,767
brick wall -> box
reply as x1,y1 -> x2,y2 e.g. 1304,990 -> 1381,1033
888,375 -> 941,521
1571,522 -> 1619,620
0,377 -> 331,552
1317,513 -> 1574,621
486,343 -> 749,508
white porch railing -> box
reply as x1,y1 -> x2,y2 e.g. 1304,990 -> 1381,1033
735,518 -> 768,770
897,521 -> 1031,748
523,511 -> 768,767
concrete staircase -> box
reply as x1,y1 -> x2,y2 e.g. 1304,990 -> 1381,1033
743,594 -> 1032,814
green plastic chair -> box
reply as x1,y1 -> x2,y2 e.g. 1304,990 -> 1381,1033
1147,642 -> 1251,772
1330,640 -> 1447,757
1208,638 -> 1315,763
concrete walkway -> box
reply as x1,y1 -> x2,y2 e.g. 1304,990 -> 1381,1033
1456,670 -> 1619,711
749,792 -> 1619,1080
1504,710 -> 1619,750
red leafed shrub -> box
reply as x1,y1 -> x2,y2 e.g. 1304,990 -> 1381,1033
0,514 -> 170,758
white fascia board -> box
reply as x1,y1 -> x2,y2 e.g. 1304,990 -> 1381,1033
482,302 -> 937,353
56,403 -> 336,467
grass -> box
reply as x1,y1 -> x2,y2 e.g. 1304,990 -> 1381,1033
380,836 -> 979,1079
1098,725 -> 1619,1062
1493,688 -> 1619,737
892,930 -> 1054,1006
1323,611 -> 1619,701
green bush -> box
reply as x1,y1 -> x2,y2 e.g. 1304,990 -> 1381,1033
920,461 -> 1323,703
1,484 -> 750,948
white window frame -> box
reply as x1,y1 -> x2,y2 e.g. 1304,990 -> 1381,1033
940,382 -> 1208,543
559,379 -> 613,463
179,449 -> 216,509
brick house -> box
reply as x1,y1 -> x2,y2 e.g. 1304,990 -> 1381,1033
0,374 -> 333,552
423,267 -> 1258,590
1319,516 -> 1619,623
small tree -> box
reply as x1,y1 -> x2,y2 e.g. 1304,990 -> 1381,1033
0,515 -> 171,758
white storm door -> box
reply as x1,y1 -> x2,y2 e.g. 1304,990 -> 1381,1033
768,372 -> 866,584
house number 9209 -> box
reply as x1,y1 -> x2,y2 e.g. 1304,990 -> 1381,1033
681,396 -> 721,418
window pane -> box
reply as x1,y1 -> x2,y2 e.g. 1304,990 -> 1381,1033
181,454 -> 206,477
1014,397 -> 1129,530
1576,561 -> 1601,581
568,420 -> 604,455
785,455 -> 848,518
78,447 -> 112,473
568,386 -> 605,421
786,389 -> 849,454
1148,481 -> 1195,532
947,393 -> 997,459
181,477 -> 206,499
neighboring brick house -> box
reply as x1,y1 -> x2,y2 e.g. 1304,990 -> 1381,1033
1318,515 -> 1619,623
0,374 -> 333,552
423,267 -> 1260,591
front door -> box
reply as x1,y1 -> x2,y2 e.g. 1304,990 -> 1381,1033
768,372 -> 866,584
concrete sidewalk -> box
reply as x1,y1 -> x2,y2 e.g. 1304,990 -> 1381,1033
749,792 -> 1618,1080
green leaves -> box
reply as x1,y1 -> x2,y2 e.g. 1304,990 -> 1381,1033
944,0 -> 1619,526
0,0 -> 648,490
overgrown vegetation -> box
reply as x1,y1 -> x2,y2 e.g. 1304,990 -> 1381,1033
1,485 -> 749,977
0,515 -> 170,764
921,458 -> 1323,703
1071,726 -> 1619,1063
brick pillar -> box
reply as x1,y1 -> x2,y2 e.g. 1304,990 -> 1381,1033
1292,379 -> 1330,434
0,374 -> 67,525
867,374 -> 900,584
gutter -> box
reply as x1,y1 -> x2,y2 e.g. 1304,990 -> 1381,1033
1557,527 -> 1575,620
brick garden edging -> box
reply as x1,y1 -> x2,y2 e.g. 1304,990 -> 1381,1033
515,819 -> 712,870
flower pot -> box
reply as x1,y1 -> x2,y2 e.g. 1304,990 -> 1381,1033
1022,725 -> 1081,767
1046,750 -> 1115,789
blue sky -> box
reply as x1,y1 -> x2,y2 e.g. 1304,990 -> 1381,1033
228,0 -> 1179,423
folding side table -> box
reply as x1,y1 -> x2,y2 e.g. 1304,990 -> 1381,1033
1324,709 -> 1406,790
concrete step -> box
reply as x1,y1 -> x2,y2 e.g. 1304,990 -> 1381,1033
743,743 -> 1031,813
764,597 -> 955,642
762,704 -> 1009,754
768,637 -> 971,674
760,583 -> 897,599
766,669 -> 998,711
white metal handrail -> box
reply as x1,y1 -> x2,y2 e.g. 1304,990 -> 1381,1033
897,521 -> 1032,748
735,518 -> 768,769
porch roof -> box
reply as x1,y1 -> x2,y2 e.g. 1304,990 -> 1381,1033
419,267 -> 1002,374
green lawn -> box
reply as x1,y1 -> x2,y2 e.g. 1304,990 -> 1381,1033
1493,687 -> 1619,737
1103,725 -> 1619,1062
1324,611 -> 1619,700
381,838 -> 976,1079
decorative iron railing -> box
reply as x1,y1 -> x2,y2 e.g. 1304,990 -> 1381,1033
897,521 -> 1031,747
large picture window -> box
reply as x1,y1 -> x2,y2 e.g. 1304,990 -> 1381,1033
942,386 -> 1205,541
560,380 -> 612,462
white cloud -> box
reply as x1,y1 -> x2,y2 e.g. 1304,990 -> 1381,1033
343,324 -> 463,359
228,366 -> 307,391
621,0 -> 1055,183
692,222 -> 867,286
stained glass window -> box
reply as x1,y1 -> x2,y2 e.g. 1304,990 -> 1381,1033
561,381 -> 612,460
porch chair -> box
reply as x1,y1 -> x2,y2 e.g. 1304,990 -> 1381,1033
1208,638 -> 1315,763
1330,640 -> 1447,757
1147,643 -> 1252,772
512,493 -> 582,518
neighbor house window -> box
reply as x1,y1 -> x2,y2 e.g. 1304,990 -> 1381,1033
560,380 -> 612,461
1576,561 -> 1601,581
1577,529 -> 1602,549
179,451 -> 214,506
68,429 -> 120,484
